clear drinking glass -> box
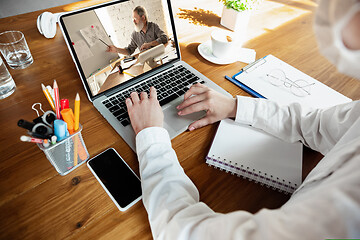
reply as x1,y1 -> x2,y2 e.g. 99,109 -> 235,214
0,57 -> 16,99
0,31 -> 33,69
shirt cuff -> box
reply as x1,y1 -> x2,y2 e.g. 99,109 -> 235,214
235,96 -> 260,125
135,127 -> 171,154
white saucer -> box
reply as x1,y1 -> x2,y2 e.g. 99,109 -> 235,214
197,40 -> 238,65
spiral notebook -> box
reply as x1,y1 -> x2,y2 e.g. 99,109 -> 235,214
206,118 -> 303,194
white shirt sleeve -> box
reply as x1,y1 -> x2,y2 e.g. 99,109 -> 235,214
235,96 -> 360,155
136,98 -> 360,240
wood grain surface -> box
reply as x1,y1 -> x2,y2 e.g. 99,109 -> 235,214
0,0 -> 359,239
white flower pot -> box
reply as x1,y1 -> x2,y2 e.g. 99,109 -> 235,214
220,6 -> 251,44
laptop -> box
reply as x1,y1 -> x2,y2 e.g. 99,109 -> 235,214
58,0 -> 230,151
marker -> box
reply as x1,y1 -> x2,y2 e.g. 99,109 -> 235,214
61,108 -> 75,134
43,139 -> 50,148
41,84 -> 55,111
20,135 -> 44,144
60,99 -> 69,110
17,119 -> 35,131
53,80 -> 61,119
54,119 -> 69,141
98,38 -> 109,47
51,135 -> 57,144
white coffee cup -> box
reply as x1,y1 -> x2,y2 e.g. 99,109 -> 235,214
211,29 -> 238,59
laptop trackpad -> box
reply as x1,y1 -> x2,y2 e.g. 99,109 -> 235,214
163,102 -> 205,137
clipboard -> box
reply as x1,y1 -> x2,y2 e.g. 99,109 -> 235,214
227,54 -> 351,109
225,55 -> 268,99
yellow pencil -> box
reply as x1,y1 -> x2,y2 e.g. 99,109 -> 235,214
74,93 -> 80,131
41,83 -> 55,111
123,71 -> 136,77
73,93 -> 80,166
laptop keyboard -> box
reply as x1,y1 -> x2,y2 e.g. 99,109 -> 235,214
102,65 -> 205,127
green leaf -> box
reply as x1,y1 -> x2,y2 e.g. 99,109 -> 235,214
220,0 -> 262,12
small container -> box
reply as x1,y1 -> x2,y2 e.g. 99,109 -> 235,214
0,31 -> 33,69
38,125 -> 89,175
0,57 -> 16,99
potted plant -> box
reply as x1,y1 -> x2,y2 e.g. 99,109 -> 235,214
220,0 -> 261,34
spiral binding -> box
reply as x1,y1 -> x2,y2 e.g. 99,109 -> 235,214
206,155 -> 298,194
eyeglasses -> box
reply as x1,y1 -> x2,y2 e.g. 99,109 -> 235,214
265,69 -> 315,97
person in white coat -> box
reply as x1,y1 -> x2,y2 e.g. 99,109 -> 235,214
125,0 -> 360,239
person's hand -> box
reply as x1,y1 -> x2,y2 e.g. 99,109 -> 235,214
107,45 -> 118,53
177,83 -> 237,131
126,86 -> 164,135
140,42 -> 152,51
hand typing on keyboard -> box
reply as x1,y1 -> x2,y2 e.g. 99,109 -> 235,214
102,65 -> 205,128
126,86 -> 164,135
177,83 -> 237,131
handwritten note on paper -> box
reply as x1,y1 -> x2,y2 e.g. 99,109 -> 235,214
80,24 -> 109,47
73,40 -> 94,62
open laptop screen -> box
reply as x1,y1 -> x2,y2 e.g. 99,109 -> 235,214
59,0 -> 179,100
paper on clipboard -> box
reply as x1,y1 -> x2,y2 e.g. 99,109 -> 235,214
234,55 -> 351,109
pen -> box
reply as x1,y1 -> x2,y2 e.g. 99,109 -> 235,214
99,38 -> 109,47
53,80 -> 61,119
41,84 -> 55,111
224,75 -> 266,99
20,135 -> 43,144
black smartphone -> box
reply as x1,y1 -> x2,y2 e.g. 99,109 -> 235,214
87,148 -> 142,211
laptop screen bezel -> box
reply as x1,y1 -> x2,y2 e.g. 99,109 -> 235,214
58,0 -> 181,101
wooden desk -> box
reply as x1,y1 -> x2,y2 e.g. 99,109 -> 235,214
0,0 -> 359,239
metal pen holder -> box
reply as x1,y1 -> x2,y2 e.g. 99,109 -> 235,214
38,125 -> 89,175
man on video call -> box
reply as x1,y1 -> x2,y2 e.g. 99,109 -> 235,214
107,6 -> 168,56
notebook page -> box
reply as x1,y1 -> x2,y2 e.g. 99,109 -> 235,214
207,119 -> 303,189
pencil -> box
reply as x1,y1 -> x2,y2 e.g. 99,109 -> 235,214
98,38 -> 109,47
74,93 -> 80,131
73,93 -> 80,166
41,83 -> 55,111
46,85 -> 55,102
123,71 -> 136,77
53,80 -> 61,119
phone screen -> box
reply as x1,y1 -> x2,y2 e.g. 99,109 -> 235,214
88,148 -> 142,210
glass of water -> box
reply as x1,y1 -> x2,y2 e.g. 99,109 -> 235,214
0,31 -> 33,69
0,57 -> 16,99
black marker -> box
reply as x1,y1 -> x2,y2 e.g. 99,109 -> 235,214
99,38 -> 109,47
